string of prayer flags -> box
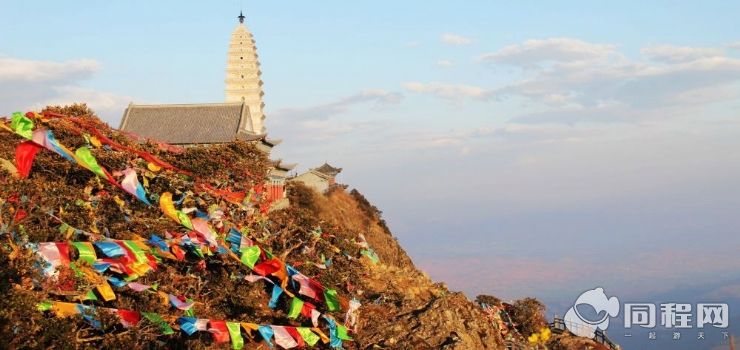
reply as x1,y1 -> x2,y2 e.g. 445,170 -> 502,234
42,293 -> 341,348
9,112 -> 346,315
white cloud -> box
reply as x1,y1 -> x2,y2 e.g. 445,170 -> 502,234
0,56 -> 99,82
474,38 -> 740,122
0,55 -> 131,125
436,59 -> 454,67
402,82 -> 490,102
440,33 -> 474,46
272,89 -> 402,121
480,37 -> 617,66
641,45 -> 724,63
728,41 -> 740,50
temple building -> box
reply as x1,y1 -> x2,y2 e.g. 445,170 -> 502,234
119,12 -> 292,207
292,163 -> 343,194
119,102 -> 277,149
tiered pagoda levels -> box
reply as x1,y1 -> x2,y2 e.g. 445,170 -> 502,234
225,11 -> 265,135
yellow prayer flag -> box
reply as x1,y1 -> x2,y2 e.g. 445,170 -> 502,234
52,302 -> 79,317
147,162 -> 162,172
97,281 -> 116,301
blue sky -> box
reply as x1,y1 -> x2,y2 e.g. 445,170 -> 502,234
2,1 -> 740,347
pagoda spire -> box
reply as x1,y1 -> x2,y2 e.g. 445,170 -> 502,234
225,11 -> 266,134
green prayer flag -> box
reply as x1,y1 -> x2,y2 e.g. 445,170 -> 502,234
361,249 -> 380,264
288,297 -> 304,319
142,312 -> 174,335
297,327 -> 320,347
192,246 -> 204,258
122,241 -> 148,264
10,112 -> 33,139
72,242 -> 97,264
239,246 -> 261,269
74,147 -> 107,178
226,322 -> 244,349
177,211 -> 193,229
324,289 -> 340,312
36,301 -> 52,311
84,289 -> 98,301
337,324 -> 353,341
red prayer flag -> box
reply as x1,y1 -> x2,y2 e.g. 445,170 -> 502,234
286,327 -> 305,347
171,245 -> 186,260
208,320 -> 230,343
15,141 -> 42,178
253,258 -> 282,277
13,208 -> 27,223
55,242 -> 71,265
301,301 -> 317,319
118,309 -> 141,327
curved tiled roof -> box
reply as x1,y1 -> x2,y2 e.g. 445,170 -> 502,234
119,102 -> 261,145
314,163 -> 342,176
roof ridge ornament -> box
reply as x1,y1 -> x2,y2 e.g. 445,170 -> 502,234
238,11 -> 245,24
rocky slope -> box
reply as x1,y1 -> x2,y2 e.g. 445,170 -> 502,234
0,105 -> 587,349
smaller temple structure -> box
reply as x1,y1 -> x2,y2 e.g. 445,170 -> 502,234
292,163 -> 342,194
266,159 -> 296,209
